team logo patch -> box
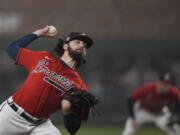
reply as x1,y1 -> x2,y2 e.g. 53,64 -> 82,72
32,59 -> 74,91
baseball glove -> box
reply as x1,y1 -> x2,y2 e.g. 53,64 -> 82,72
62,88 -> 98,135
63,88 -> 98,114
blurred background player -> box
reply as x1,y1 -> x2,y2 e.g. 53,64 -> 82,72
121,72 -> 180,135
0,26 -> 94,135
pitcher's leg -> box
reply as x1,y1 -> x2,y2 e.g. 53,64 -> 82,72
155,113 -> 178,135
0,102 -> 30,135
29,119 -> 61,135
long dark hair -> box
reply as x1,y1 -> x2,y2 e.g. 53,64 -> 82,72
54,38 -> 64,57
54,38 -> 86,68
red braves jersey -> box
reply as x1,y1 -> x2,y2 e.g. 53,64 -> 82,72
132,83 -> 180,113
12,48 -> 88,119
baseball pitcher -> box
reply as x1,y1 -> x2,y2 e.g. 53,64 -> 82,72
0,26 -> 98,135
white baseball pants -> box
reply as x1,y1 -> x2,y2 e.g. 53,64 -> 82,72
0,100 -> 61,135
121,102 -> 180,135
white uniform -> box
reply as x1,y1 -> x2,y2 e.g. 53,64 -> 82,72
0,98 -> 61,135
122,102 -> 179,135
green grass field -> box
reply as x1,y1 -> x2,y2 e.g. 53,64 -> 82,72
59,125 -> 166,135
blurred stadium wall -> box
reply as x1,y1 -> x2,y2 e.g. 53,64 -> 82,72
0,0 -> 180,125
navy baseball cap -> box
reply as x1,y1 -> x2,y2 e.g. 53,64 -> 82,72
64,32 -> 93,48
158,72 -> 172,84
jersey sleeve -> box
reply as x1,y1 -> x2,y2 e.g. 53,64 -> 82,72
15,48 -> 48,71
132,84 -> 152,101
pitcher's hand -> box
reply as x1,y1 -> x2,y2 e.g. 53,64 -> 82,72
33,25 -> 58,37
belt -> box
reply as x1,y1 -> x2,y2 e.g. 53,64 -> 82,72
8,103 -> 44,124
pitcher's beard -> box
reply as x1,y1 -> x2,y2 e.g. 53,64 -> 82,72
68,47 -> 86,68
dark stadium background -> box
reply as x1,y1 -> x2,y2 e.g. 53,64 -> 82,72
0,0 -> 179,134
